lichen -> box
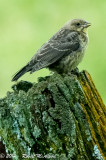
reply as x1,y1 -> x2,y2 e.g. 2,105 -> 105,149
93,145 -> 104,160
0,71 -> 105,160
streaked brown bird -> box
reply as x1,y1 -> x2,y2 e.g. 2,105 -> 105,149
12,19 -> 91,81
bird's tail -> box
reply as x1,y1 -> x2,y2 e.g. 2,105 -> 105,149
12,64 -> 29,81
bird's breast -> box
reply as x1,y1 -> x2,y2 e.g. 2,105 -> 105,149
79,32 -> 88,51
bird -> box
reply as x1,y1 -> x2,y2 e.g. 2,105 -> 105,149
12,19 -> 91,81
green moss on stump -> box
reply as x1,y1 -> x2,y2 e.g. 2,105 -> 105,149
0,71 -> 105,160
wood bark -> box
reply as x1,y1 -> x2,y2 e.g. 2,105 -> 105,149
0,70 -> 105,160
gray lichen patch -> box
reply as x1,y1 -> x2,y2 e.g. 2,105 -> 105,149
93,145 -> 104,160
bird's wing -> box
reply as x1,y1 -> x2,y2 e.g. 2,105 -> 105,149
28,30 -> 80,73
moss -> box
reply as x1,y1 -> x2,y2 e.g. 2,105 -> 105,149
0,71 -> 105,160
79,70 -> 106,158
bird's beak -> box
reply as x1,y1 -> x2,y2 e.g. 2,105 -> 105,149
84,22 -> 91,28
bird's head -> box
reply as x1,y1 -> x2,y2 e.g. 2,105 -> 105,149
66,19 -> 91,33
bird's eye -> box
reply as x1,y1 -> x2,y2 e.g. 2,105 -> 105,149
76,23 -> 80,26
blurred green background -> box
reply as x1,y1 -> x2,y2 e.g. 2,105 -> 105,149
0,0 -> 106,104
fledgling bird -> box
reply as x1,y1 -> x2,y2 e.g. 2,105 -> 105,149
12,19 -> 91,81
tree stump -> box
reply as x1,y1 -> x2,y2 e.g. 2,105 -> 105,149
0,70 -> 105,160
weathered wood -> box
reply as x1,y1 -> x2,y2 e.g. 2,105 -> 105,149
0,70 -> 105,160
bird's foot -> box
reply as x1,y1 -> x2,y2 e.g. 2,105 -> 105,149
67,68 -> 80,77
71,67 -> 80,76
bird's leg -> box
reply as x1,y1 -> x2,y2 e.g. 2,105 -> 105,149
71,67 -> 80,76
71,67 -> 79,74
67,67 -> 79,77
